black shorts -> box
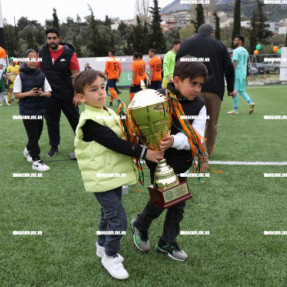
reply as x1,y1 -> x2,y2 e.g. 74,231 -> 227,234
149,81 -> 162,90
107,79 -> 117,88
129,84 -> 142,93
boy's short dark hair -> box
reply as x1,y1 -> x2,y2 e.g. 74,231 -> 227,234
45,27 -> 60,37
235,35 -> 245,44
109,49 -> 115,55
138,53 -> 143,59
149,49 -> 156,54
133,52 -> 139,58
172,39 -> 182,47
174,55 -> 208,82
72,70 -> 106,94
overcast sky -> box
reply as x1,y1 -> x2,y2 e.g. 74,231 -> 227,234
1,0 -> 173,26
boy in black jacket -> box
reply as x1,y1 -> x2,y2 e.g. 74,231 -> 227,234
14,49 -> 52,171
131,56 -> 208,261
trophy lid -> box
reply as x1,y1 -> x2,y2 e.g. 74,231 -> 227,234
128,89 -> 167,110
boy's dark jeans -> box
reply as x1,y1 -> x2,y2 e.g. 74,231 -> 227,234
94,187 -> 127,256
134,174 -> 187,243
23,118 -> 43,161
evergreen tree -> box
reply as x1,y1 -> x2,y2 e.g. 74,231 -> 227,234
118,21 -> 129,40
73,35 -> 82,57
52,8 -> 60,31
124,31 -> 134,55
104,15 -> 112,28
232,0 -> 241,46
131,16 -> 145,53
143,20 -> 150,53
149,0 -> 166,53
86,5 -> 103,56
249,11 -> 257,54
4,24 -> 19,57
192,4 -> 205,33
213,11 -> 221,41
26,28 -> 37,51
256,0 -> 272,45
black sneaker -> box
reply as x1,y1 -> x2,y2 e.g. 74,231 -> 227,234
130,219 -> 150,252
47,147 -> 59,157
156,239 -> 188,261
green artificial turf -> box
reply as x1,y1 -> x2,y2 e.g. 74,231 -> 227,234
1,85 -> 286,287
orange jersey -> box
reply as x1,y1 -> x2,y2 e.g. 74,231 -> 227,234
104,57 -> 121,79
149,56 -> 162,81
139,59 -> 147,80
132,60 -> 145,85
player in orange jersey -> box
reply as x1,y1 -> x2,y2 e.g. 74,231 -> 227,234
104,49 -> 121,106
148,49 -> 162,90
130,52 -> 144,101
138,53 -> 147,87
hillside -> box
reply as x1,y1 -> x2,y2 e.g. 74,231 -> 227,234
161,0 -> 287,22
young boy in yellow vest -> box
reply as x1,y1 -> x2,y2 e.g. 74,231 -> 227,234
73,70 -> 164,280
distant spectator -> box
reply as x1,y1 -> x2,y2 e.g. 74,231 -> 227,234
176,24 -> 236,167
162,39 -> 181,88
84,63 -> 92,71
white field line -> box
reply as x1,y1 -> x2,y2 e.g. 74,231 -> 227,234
209,161 -> 287,166
246,86 -> 287,89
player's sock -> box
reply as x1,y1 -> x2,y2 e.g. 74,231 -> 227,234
4,95 -> 10,105
233,94 -> 239,111
239,91 -> 251,104
8,91 -> 12,103
130,93 -> 134,101
110,88 -> 119,100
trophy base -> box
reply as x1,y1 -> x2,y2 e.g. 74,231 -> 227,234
148,180 -> 192,209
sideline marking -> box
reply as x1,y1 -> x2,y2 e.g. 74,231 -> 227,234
209,161 -> 287,166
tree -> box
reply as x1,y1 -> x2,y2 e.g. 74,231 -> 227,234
131,16 -> 145,53
52,8 -> 60,31
255,0 -> 272,45
4,24 -> 19,57
232,0 -> 241,46
26,28 -> 38,50
73,35 -> 82,57
249,11 -> 257,54
104,15 -> 112,28
149,0 -> 166,53
214,11 -> 221,41
192,4 -> 205,33
86,5 -> 104,56
285,32 -> 287,47
118,21 -> 130,40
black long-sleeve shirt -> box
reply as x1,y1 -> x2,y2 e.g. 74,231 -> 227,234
176,32 -> 235,100
82,119 -> 147,159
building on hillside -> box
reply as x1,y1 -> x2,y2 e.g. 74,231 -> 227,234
278,19 -> 287,35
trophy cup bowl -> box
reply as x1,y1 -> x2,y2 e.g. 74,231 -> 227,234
127,89 -> 192,208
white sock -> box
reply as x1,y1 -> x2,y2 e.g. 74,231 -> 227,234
4,95 -> 9,103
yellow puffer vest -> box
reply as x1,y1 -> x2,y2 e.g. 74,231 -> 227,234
74,105 -> 138,192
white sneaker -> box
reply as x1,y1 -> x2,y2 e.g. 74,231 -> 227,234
32,160 -> 50,171
96,242 -> 124,262
101,254 -> 129,280
23,147 -> 33,162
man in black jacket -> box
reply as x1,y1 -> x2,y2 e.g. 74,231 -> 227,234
176,24 -> 236,161
39,27 -> 80,157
